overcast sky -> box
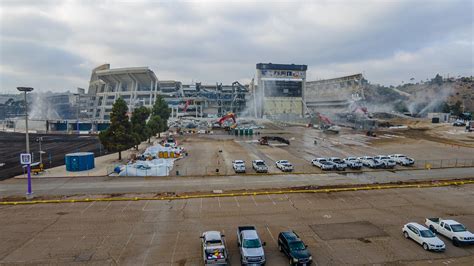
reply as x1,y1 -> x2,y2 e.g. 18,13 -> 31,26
0,0 -> 472,93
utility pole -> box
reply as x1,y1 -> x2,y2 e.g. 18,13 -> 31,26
17,86 -> 34,199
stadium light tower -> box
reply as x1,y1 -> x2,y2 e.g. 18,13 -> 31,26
17,86 -> 34,199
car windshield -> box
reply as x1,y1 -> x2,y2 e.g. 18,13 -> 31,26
289,241 -> 306,251
256,161 -> 264,165
280,161 -> 289,164
451,224 -> 467,232
243,239 -> 261,248
420,230 -> 435,238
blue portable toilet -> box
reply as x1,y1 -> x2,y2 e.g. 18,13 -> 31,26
65,152 -> 95,171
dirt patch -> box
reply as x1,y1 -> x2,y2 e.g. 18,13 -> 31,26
310,221 -> 388,240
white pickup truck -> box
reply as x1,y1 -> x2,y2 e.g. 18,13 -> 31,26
201,231 -> 228,265
252,160 -> 268,173
237,226 -> 266,265
425,218 -> 474,246
232,160 -> 246,173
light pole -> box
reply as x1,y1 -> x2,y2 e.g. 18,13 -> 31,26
17,86 -> 34,199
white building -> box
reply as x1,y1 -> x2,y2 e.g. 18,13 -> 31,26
87,64 -> 159,120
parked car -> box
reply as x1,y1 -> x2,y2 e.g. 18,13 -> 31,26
453,120 -> 466,127
278,231 -> 312,265
311,158 -> 335,170
344,157 -> 363,169
328,157 -> 347,171
425,218 -> 474,246
402,222 -> 445,252
233,160 -> 246,173
252,160 -> 268,173
389,154 -> 415,166
276,160 -> 294,172
374,155 -> 396,168
237,226 -> 266,265
200,231 -> 228,265
358,156 -> 383,168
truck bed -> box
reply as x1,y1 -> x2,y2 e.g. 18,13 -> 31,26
427,218 -> 441,223
238,226 -> 256,233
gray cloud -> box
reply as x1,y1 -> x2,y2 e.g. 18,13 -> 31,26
0,0 -> 472,92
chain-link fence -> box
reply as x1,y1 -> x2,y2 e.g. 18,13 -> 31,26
108,158 -> 474,177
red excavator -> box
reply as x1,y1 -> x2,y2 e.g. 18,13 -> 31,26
214,113 -> 237,130
317,113 -> 340,134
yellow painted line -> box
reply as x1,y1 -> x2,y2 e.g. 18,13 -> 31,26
1,179 -> 473,206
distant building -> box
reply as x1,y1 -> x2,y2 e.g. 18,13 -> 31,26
255,63 -> 307,119
305,74 -> 365,114
87,64 -> 159,120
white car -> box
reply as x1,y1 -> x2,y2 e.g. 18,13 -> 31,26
312,158 -> 335,170
232,160 -> 246,173
252,160 -> 268,173
276,160 -> 294,172
359,156 -> 384,168
344,157 -> 363,169
402,223 -> 445,252
389,154 -> 415,166
374,155 -> 396,168
328,157 -> 347,171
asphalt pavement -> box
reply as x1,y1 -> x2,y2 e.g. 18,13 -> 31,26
1,167 -> 473,197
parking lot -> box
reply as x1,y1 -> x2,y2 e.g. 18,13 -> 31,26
1,185 -> 473,265
170,125 -> 474,176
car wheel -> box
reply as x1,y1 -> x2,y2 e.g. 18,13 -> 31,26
453,237 -> 459,247
289,258 -> 293,266
278,244 -> 282,252
403,231 -> 409,239
423,243 -> 429,251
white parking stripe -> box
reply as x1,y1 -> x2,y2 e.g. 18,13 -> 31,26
141,232 -> 156,266
171,231 -> 181,265
234,197 -> 240,207
251,195 -> 258,206
265,225 -> 277,244
267,194 -> 276,205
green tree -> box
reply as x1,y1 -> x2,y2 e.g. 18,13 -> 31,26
441,101 -> 451,113
450,101 -> 463,116
146,115 -> 164,140
130,106 -> 150,148
99,97 -> 134,160
152,95 -> 171,120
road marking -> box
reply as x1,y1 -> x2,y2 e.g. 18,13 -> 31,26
171,231 -> 181,265
217,197 -> 221,208
102,201 -> 112,211
251,195 -> 258,206
234,197 -> 240,207
141,232 -> 156,266
81,201 -> 95,215
117,233 -> 133,264
200,198 -> 203,210
121,201 -> 131,213
142,200 -> 149,211
285,195 -> 295,206
267,194 -> 276,205
306,198 -> 313,204
265,225 -> 277,244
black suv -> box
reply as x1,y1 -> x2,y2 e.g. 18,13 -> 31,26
278,231 -> 312,265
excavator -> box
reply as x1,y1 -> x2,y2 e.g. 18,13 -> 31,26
213,112 -> 237,130
317,113 -> 340,134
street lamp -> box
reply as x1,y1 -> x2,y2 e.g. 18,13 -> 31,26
17,86 -> 34,199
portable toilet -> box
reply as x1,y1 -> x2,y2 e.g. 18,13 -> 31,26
65,152 -> 95,171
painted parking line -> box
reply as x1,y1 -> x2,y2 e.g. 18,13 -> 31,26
265,225 -> 277,244
251,195 -> 258,206
170,231 -> 181,265
267,194 -> 276,205
141,232 -> 156,266
117,233 -> 133,264
234,196 -> 240,208
81,201 -> 95,215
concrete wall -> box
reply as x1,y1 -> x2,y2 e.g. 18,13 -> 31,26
263,97 -> 303,116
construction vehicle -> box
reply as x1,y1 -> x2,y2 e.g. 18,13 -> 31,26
214,112 -> 237,130
317,113 -> 340,134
